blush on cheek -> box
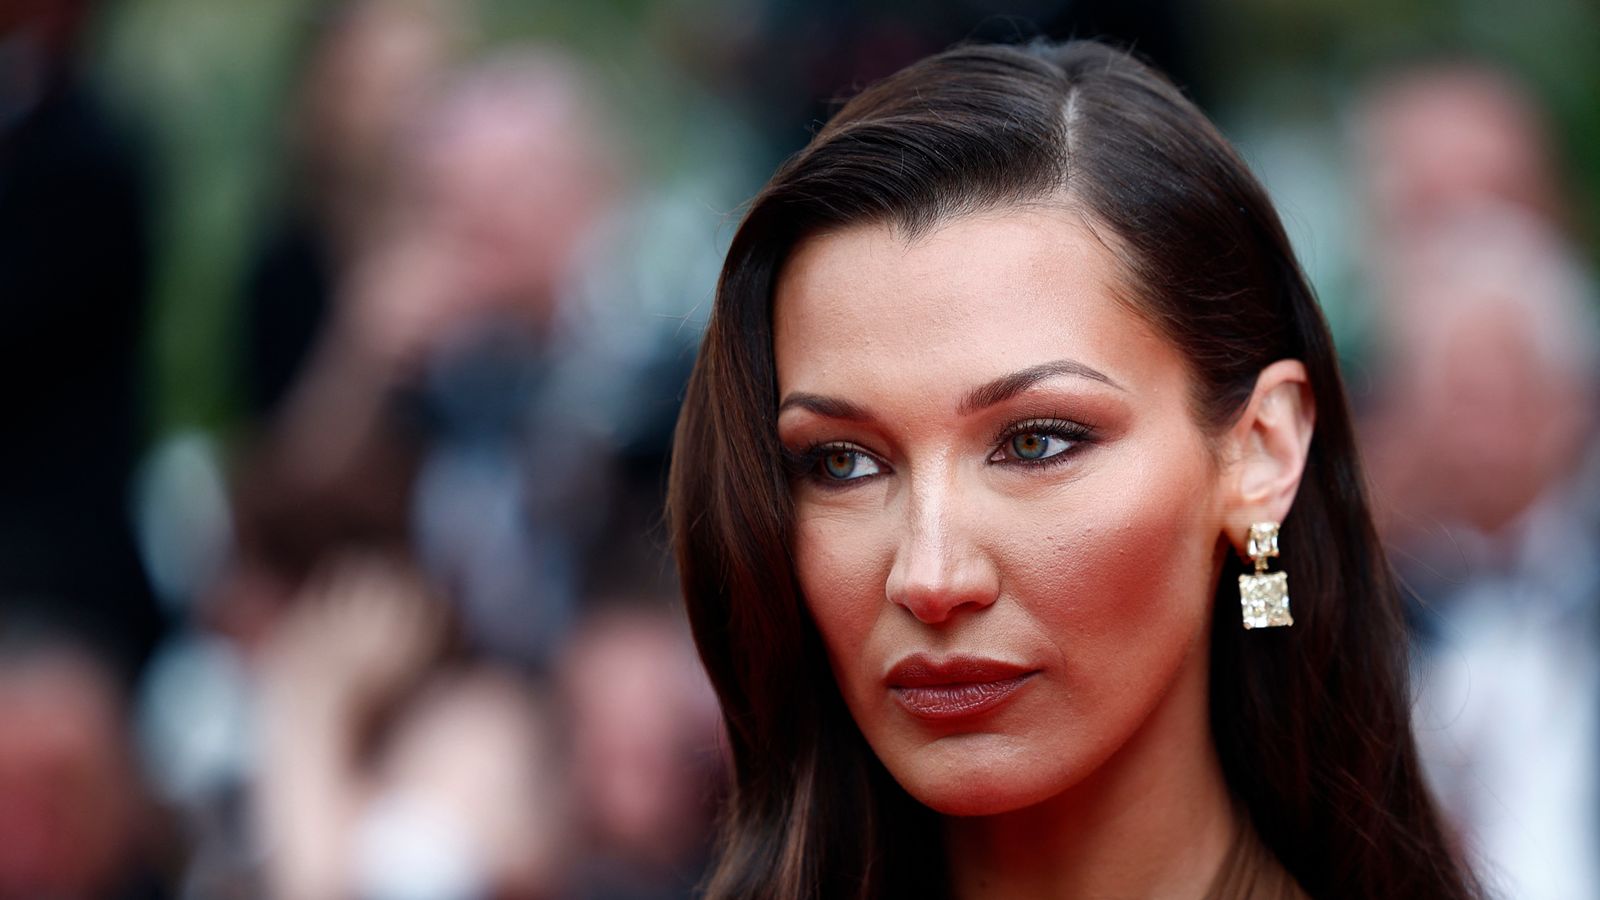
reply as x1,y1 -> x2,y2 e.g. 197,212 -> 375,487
997,449 -> 1218,690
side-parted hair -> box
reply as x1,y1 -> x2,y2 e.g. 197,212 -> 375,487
669,38 -> 1479,899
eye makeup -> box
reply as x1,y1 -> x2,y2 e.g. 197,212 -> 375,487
781,414 -> 1100,488
988,417 -> 1097,468
782,441 -> 887,488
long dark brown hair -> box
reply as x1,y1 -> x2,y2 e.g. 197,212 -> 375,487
668,39 -> 1479,899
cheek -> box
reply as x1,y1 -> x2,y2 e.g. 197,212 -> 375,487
793,507 -> 890,663
998,444 -> 1221,710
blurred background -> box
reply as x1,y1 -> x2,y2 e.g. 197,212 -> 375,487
0,0 -> 1596,897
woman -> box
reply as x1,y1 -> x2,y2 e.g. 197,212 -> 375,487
668,39 -> 1479,898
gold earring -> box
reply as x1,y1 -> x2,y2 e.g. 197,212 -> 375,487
1239,522 -> 1292,629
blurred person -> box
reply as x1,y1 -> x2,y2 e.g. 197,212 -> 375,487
242,0 -> 465,419
1359,64 -> 1566,242
559,604 -> 721,900
0,0 -> 161,684
1362,210 -> 1598,549
221,0 -> 464,646
255,554 -> 570,900
390,51 -> 629,667
0,626 -> 172,899
227,47 -> 638,667
1356,64 -> 1600,900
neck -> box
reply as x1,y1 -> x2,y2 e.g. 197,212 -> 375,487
943,641 -> 1239,900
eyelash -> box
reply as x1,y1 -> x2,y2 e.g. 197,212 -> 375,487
991,418 -> 1096,467
785,417 -> 1096,487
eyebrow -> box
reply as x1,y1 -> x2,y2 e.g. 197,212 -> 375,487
777,392 -> 872,421
958,359 -> 1123,414
777,358 -> 1122,421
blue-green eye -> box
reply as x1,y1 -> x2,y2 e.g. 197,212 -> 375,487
1010,432 -> 1056,460
820,448 -> 881,481
990,419 -> 1090,465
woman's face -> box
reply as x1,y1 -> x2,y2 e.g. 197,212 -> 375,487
773,207 -> 1228,816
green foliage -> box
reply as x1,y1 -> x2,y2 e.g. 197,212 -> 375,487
92,0 -> 322,436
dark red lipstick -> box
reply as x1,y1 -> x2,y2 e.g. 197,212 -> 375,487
886,655 -> 1039,720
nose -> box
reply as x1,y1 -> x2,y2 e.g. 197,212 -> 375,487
884,478 -> 1000,624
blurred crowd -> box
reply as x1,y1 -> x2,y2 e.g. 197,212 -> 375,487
1,0 -> 1597,898
6,2 -> 723,897
1356,64 -> 1600,898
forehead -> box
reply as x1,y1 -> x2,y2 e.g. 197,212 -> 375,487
772,208 -> 1182,402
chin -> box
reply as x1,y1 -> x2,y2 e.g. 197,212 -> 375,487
886,737 -> 1076,817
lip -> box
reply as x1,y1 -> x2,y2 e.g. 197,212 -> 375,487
885,654 -> 1040,721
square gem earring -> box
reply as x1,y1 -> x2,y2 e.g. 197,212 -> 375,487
1239,522 -> 1293,629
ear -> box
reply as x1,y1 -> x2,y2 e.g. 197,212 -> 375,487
1221,359 -> 1315,561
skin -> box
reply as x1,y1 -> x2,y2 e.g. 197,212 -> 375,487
772,206 -> 1313,898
